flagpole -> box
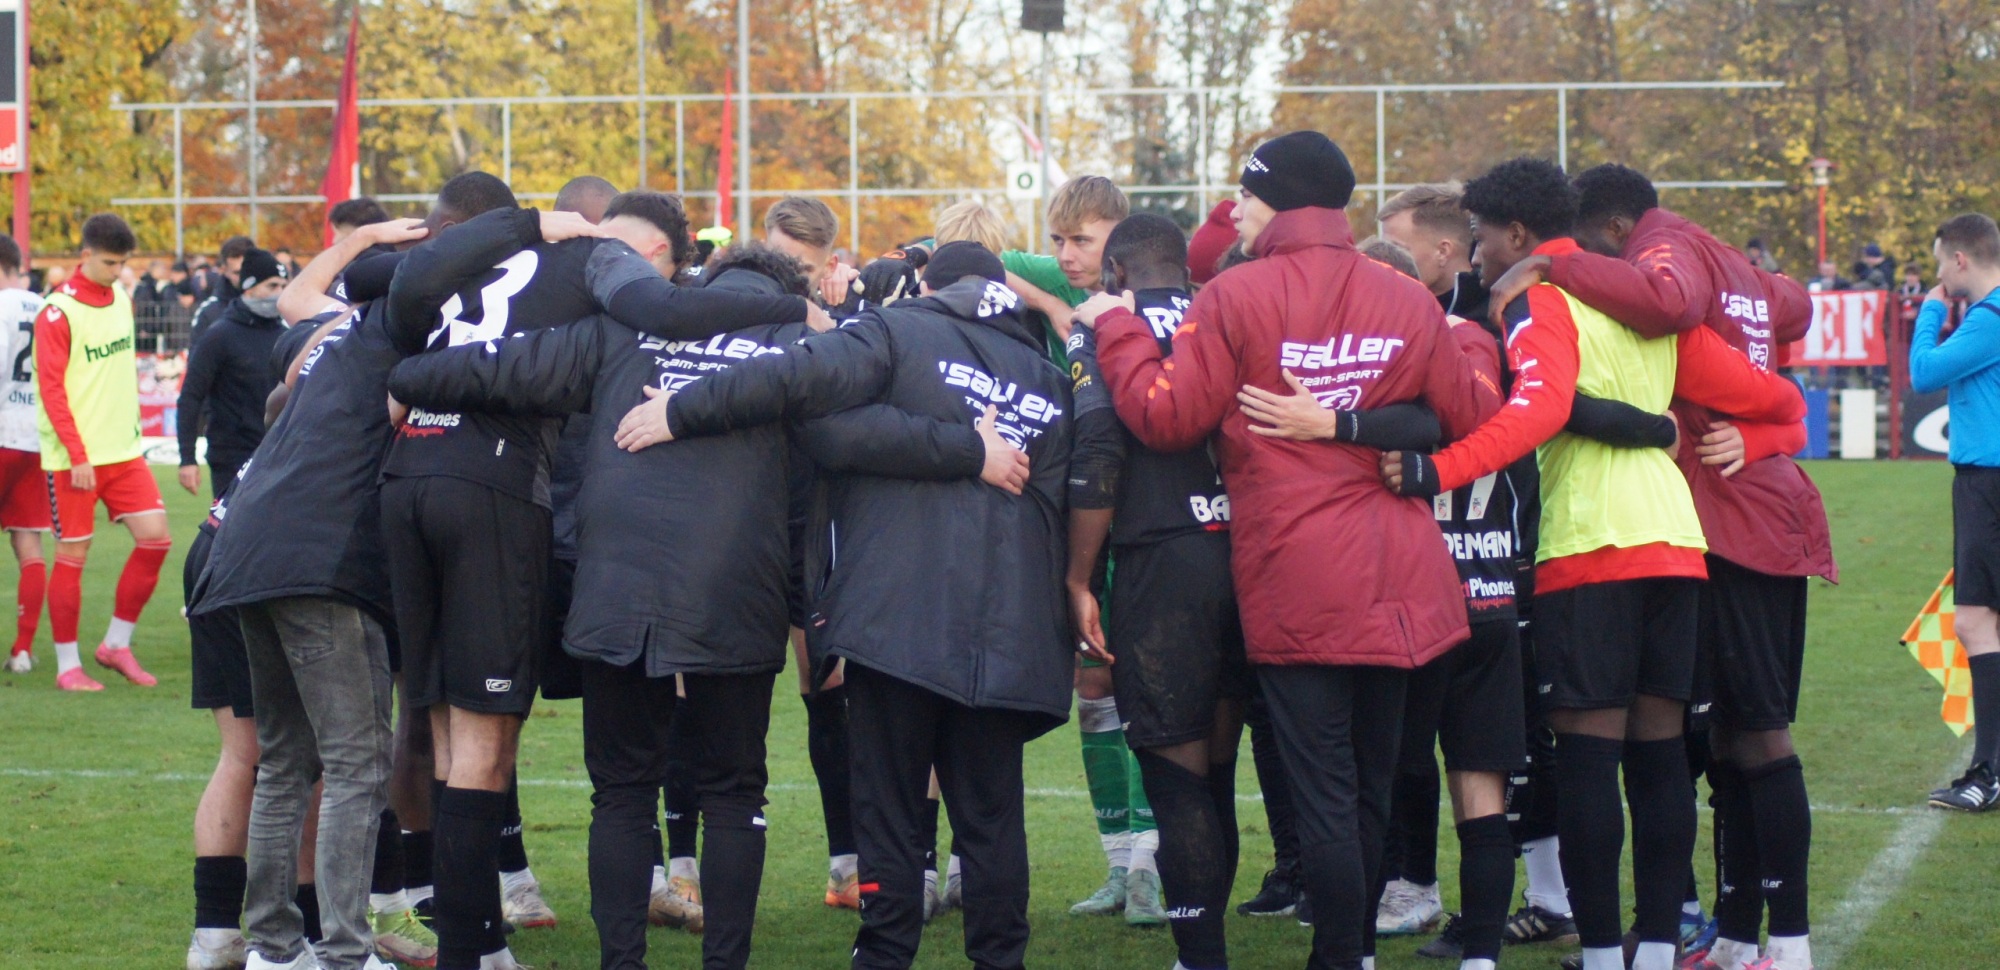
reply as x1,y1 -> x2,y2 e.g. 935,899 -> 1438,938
11,0 -> 26,261
736,0 -> 750,234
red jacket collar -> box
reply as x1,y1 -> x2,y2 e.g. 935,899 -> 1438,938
1532,237 -> 1582,258
1618,208 -> 1683,260
1250,207 -> 1355,259
58,269 -> 116,309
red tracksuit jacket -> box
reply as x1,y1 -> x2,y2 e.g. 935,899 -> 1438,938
1547,208 -> 1836,581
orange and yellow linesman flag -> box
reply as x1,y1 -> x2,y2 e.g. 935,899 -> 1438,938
1901,570 -> 1972,736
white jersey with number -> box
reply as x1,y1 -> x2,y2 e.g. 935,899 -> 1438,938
0,288 -> 44,454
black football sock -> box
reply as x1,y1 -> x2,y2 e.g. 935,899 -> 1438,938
1455,814 -> 1516,962
193,855 -> 248,929
664,780 -> 699,861
1708,762 -> 1763,943
434,786 -> 509,969
498,775 -> 529,874
1208,758 -> 1241,883
372,808 -> 405,897
403,828 -> 435,898
1746,755 -> 1812,938
805,686 -> 858,858
1554,733 -> 1626,950
1136,750 -> 1230,970
1970,654 -> 2000,768
1623,737 -> 1698,946
664,707 -> 701,862
295,883 -> 322,943
921,795 -> 942,872
1392,766 -> 1441,886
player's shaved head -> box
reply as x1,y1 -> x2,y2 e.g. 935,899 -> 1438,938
1103,213 -> 1188,291
432,171 -> 517,228
555,175 -> 620,224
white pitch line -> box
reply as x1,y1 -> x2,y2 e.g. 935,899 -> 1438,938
0,765 -> 1942,815
1815,738 -> 1974,969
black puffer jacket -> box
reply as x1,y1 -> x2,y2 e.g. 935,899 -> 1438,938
385,266 -> 983,678
666,277 -> 1075,727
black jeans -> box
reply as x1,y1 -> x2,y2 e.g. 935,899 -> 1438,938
845,662 -> 1037,970
580,659 -> 774,970
1257,664 -> 1409,970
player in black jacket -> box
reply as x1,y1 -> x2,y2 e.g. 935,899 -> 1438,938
187,177 -> 537,970
613,243 -> 1070,970
377,192 -> 825,970
176,248 -> 291,499
387,242 -> 1019,970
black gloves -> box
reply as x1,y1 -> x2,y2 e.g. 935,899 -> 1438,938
1391,450 -> 1442,498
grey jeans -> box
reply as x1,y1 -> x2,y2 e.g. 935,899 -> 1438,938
239,596 -> 395,970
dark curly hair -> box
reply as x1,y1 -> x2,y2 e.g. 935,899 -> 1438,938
1462,157 -> 1577,242
709,241 -> 812,297
1573,164 -> 1658,225
604,191 -> 698,271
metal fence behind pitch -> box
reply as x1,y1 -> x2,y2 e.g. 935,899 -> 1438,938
110,79 -> 1788,256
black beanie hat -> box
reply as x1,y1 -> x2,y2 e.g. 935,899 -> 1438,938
1241,131 -> 1356,212
924,240 -> 1006,289
238,248 -> 287,291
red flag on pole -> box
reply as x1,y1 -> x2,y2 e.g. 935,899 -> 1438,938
320,11 -> 361,247
715,75 -> 734,232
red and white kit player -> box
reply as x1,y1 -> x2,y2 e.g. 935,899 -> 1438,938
0,234 -> 50,675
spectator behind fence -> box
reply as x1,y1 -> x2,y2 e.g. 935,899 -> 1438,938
1854,242 -> 1896,290
1808,260 -> 1852,292
1745,237 -> 1782,275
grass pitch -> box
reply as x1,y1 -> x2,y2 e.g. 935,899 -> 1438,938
0,462 -> 1979,968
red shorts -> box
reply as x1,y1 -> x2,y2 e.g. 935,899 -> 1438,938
0,448 -> 49,532
50,457 -> 165,542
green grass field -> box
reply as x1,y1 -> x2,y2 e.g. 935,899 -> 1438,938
0,462 -> 1978,968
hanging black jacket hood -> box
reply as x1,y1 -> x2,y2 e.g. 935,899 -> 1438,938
664,277 -> 1076,729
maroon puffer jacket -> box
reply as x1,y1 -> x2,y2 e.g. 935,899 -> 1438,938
1095,207 -> 1494,669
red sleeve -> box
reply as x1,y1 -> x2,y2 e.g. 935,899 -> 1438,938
33,303 -> 87,466
1432,287 -> 1580,492
1734,418 -> 1806,463
1547,239 -> 1711,338
1766,271 -> 1813,344
1097,293 -> 1239,453
1448,318 -> 1505,429
1672,325 -> 1806,424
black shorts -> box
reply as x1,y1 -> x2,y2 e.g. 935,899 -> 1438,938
1955,466 -> 2000,608
1534,578 -> 1699,711
539,555 -> 583,701
187,526 -> 255,718
1402,619 -> 1527,773
1108,532 -> 1251,749
381,476 -> 550,715
1692,555 -> 1808,731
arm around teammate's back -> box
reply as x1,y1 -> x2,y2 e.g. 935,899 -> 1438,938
386,317 -> 612,418
661,315 -> 898,442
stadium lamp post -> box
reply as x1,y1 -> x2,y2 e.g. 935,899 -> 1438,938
1810,157 -> 1833,266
